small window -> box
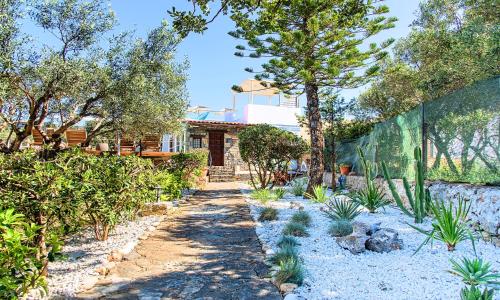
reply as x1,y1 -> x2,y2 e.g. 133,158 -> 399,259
192,137 -> 202,148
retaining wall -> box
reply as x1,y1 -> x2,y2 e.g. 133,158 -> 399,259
323,172 -> 500,246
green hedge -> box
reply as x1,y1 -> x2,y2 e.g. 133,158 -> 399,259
0,149 -> 207,298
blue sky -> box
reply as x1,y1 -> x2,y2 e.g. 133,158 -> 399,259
118,1 -> 421,118
24,1 -> 422,119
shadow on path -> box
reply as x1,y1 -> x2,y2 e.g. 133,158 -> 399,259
77,183 -> 281,300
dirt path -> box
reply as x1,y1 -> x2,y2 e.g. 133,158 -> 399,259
78,182 -> 280,300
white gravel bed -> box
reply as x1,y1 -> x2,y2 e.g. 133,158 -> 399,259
241,185 -> 500,300
46,215 -> 162,298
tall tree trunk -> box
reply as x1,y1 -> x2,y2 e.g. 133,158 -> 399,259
330,136 -> 336,191
305,83 -> 324,194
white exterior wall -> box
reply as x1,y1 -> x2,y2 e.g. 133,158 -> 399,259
243,104 -> 301,126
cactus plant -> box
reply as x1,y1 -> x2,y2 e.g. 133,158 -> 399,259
382,147 -> 431,223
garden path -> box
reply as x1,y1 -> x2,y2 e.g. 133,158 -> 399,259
78,182 -> 280,300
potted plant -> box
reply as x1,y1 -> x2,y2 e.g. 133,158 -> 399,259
339,163 -> 351,175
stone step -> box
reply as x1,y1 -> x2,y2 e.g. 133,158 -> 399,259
209,175 -> 236,182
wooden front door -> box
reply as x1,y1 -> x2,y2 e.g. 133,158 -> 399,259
208,131 -> 225,166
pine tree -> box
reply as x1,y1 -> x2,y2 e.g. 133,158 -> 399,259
229,0 -> 396,192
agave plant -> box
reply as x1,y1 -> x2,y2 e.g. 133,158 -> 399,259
323,197 -> 360,221
449,257 -> 500,300
273,187 -> 287,199
382,147 -> 431,223
352,147 -> 390,213
411,197 -> 476,253
304,185 -> 329,203
450,257 -> 500,287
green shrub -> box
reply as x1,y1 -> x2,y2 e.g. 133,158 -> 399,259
291,211 -> 311,227
273,187 -> 287,199
258,207 -> 278,222
449,257 -> 499,300
0,208 -> 46,299
411,197 -> 476,253
324,197 -> 360,221
328,220 -> 353,237
270,244 -> 298,265
304,185 -> 329,203
251,189 -> 274,204
164,149 -> 208,188
277,236 -> 300,248
154,170 -> 183,201
428,163 -> 500,186
275,258 -> 304,285
71,154 -> 154,240
239,124 -> 308,189
0,149 -> 80,274
290,178 -> 307,196
283,222 -> 309,237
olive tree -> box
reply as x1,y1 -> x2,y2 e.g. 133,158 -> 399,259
239,124 -> 308,189
0,0 -> 188,152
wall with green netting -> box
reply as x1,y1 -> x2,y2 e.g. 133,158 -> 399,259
337,77 -> 500,185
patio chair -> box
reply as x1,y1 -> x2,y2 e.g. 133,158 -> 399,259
65,128 -> 87,147
141,134 -> 161,152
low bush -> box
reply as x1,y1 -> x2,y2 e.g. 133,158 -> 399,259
449,257 -> 499,300
328,220 -> 353,237
251,189 -> 274,204
283,222 -> 309,237
273,187 -> 286,199
164,149 -> 208,189
304,185 -> 329,203
411,197 -> 476,253
270,244 -> 298,265
258,207 -> 278,222
70,154 -> 154,241
291,211 -> 311,227
275,258 -> 304,285
277,236 -> 300,248
154,170 -> 183,201
324,197 -> 360,221
0,208 -> 46,299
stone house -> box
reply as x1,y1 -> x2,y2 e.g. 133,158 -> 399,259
163,120 -> 252,182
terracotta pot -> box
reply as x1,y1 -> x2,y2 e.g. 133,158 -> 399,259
340,165 -> 351,175
98,143 -> 109,151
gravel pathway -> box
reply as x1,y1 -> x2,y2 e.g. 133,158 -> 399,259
243,185 -> 500,300
77,182 -> 280,299
47,215 -> 162,298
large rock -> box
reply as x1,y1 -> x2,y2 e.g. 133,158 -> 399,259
336,234 -> 368,254
365,228 -> 404,253
352,221 -> 381,236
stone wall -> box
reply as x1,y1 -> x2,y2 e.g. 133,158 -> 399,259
324,172 -> 500,246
